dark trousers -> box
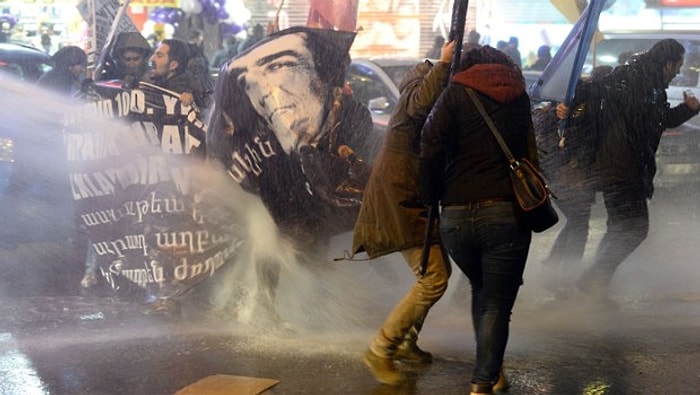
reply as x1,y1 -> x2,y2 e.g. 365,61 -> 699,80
576,186 -> 649,296
543,170 -> 596,287
440,202 -> 530,385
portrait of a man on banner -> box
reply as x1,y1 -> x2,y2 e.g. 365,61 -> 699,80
207,26 -> 373,250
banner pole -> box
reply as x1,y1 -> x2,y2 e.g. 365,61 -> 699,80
420,0 -> 469,276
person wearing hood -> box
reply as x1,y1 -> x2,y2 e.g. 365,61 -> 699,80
353,39 -> 455,386
99,31 -> 153,88
37,45 -> 87,96
420,45 -> 536,395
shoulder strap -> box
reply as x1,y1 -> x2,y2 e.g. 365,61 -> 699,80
465,87 -> 518,168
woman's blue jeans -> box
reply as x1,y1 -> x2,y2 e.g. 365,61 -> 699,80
440,201 -> 531,385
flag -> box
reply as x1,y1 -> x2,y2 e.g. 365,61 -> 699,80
307,0 -> 359,32
529,0 -> 607,104
209,26 -> 373,246
550,0 -> 587,23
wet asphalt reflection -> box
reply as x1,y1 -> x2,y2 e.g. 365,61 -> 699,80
1,189 -> 700,394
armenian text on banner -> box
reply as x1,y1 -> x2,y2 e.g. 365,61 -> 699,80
65,81 -> 240,299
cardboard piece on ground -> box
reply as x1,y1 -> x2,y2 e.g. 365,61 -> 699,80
175,374 -> 280,395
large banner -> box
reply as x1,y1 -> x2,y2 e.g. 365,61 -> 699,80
208,26 -> 373,249
67,26 -> 373,299
66,81 -> 240,299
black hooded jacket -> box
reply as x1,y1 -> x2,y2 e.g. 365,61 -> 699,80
572,55 -> 698,199
420,63 -> 537,205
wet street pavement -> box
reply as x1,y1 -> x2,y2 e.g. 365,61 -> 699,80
1,293 -> 700,394
1,190 -> 700,394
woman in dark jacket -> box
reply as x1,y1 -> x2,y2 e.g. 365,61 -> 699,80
420,46 -> 537,395
37,46 -> 87,96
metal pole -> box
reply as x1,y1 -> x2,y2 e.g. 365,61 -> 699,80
420,0 -> 469,276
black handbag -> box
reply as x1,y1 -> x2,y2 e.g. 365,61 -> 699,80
466,88 -> 559,233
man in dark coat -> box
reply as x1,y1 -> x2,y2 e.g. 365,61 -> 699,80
37,46 -> 87,96
568,39 -> 700,300
98,31 -> 153,88
148,38 -> 207,109
352,40 -> 454,385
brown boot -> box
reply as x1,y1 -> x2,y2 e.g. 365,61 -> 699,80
493,369 -> 510,393
363,348 -> 404,385
394,340 -> 433,364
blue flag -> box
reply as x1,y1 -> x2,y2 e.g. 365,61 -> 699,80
529,0 -> 607,104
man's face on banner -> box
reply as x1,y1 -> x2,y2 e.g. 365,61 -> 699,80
229,33 -> 326,154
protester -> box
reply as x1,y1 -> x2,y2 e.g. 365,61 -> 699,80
0,22 -> 10,43
535,65 -> 612,295
138,38 -> 208,315
78,32 -> 154,292
98,31 -> 153,88
527,45 -> 552,71
557,39 -> 700,302
420,46 -> 536,395
37,45 -> 87,96
211,35 -> 239,68
425,35 -> 445,59
504,36 -> 522,68
149,38 -> 207,108
186,28 -> 214,109
464,30 -> 481,53
40,28 -> 52,54
353,39 -> 455,386
237,23 -> 266,54
496,40 -> 507,53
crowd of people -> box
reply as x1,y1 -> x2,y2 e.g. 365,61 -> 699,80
16,25 -> 700,394
428,31 -> 551,71
385,31 -> 700,394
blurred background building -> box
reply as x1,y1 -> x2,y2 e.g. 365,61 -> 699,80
0,0 -> 699,65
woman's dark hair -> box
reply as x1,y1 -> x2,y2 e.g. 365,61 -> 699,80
459,45 -> 518,72
51,46 -> 87,70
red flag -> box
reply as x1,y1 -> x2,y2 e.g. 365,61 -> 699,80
307,0 -> 358,32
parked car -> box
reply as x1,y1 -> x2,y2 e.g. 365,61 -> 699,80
0,42 -> 51,82
345,57 -> 422,162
